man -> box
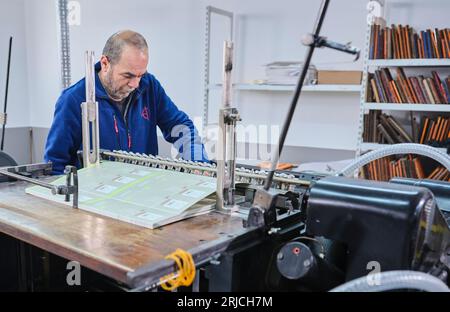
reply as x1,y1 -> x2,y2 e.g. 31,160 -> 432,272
45,30 -> 207,174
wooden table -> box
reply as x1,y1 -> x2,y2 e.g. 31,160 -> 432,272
0,180 -> 248,288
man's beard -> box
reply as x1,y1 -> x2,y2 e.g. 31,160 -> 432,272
103,71 -> 134,101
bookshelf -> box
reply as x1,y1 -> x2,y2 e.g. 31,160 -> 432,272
356,1 -> 450,182
363,103 -> 450,112
368,59 -> 450,67
208,83 -> 361,92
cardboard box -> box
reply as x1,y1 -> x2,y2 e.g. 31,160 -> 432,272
317,70 -> 362,85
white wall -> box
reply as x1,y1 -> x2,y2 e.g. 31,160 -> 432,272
25,0 -> 66,128
0,0 -> 30,128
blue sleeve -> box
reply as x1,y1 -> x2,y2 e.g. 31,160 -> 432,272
44,92 -> 82,175
154,79 -> 208,162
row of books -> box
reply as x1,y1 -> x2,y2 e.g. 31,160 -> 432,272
418,116 -> 450,147
369,23 -> 450,59
427,166 -> 450,181
361,156 -> 449,182
367,68 -> 450,104
363,112 -> 449,148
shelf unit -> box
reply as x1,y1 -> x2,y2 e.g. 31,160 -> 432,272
363,103 -> 450,112
367,59 -> 450,67
356,1 -> 450,179
207,83 -> 361,92
356,2 -> 450,160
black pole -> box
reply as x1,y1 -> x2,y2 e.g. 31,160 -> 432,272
264,0 -> 330,190
1,36 -> 12,151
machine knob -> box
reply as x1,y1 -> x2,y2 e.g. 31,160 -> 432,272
276,242 -> 316,280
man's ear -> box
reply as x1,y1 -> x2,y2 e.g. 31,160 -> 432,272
100,55 -> 109,72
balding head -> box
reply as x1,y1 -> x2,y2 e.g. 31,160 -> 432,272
102,30 -> 148,65
99,30 -> 149,101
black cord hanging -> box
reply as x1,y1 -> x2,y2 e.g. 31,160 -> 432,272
1,36 -> 13,151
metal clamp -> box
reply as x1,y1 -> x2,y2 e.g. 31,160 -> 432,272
63,165 -> 78,208
0,164 -> 78,209
302,33 -> 360,61
245,188 -> 278,229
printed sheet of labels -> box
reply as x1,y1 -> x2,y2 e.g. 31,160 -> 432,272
26,161 -> 217,229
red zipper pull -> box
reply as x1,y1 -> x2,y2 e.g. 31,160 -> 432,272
128,131 -> 132,150
113,115 -> 119,134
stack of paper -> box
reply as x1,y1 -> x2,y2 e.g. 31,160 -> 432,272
265,62 -> 317,85
26,161 -> 217,229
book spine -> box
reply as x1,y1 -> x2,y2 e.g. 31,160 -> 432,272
442,78 -> 450,103
410,77 -> 426,104
419,117 -> 429,144
431,71 -> 447,103
427,77 -> 442,104
438,118 -> 449,144
374,71 -> 388,103
370,78 -> 381,103
413,158 -> 425,179
370,24 -> 375,60
422,78 -> 436,104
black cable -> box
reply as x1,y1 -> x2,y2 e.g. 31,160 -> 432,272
1,36 -> 12,151
264,0 -> 330,190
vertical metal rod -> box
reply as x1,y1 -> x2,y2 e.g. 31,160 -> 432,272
81,51 -> 100,168
226,121 -> 237,204
29,127 -> 33,163
216,41 -> 235,210
216,116 -> 225,210
85,51 -> 95,103
57,0 -> 72,89
222,41 -> 233,109
264,0 -> 330,191
1,37 -> 12,151
224,41 -> 238,206
203,7 -> 234,134
202,7 -> 212,137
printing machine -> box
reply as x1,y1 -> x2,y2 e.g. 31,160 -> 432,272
0,0 -> 449,292
0,148 -> 448,292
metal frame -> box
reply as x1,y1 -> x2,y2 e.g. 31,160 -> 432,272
356,1 -> 385,158
56,0 -> 72,89
203,6 -> 234,136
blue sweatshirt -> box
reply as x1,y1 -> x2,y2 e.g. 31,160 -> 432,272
44,62 -> 207,174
